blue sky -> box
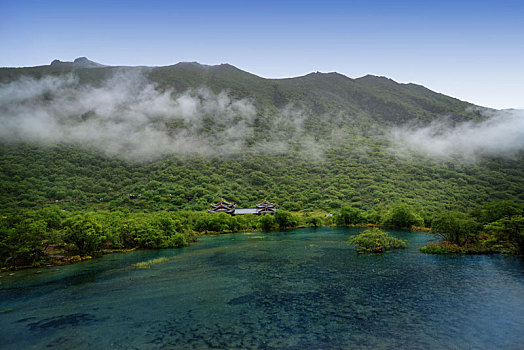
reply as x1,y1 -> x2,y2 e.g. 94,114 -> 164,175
1,0 -> 523,109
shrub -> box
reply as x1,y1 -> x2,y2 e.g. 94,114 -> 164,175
475,201 -> 523,225
348,228 -> 407,253
0,217 -> 49,267
118,217 -> 156,248
194,213 -> 233,232
163,232 -> 188,248
420,242 -> 464,254
235,215 -> 259,230
419,241 -> 495,255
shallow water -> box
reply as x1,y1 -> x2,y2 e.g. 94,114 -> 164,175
1,227 -> 523,349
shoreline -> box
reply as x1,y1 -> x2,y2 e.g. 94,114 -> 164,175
1,224 -> 432,272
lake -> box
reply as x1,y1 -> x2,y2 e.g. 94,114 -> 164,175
1,227 -> 523,349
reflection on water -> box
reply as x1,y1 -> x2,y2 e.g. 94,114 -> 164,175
1,228 -> 524,349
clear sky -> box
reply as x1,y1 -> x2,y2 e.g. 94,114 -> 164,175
1,0 -> 523,109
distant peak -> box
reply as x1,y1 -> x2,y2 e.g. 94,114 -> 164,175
359,74 -> 391,80
172,61 -> 209,69
49,57 -> 106,68
356,74 -> 398,85
50,59 -> 64,66
176,61 -> 203,66
311,71 -> 345,77
299,71 -> 351,81
73,57 -> 89,64
210,63 -> 241,71
73,57 -> 106,68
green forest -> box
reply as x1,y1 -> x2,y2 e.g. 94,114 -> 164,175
2,142 -> 522,214
1,60 -> 523,269
2,199 -> 523,269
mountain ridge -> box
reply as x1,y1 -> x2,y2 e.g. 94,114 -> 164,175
0,57 -> 484,129
1,57 -> 477,116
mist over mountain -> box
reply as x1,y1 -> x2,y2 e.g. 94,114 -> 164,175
0,57 -> 504,160
390,108 -> 524,159
0,58 -> 522,212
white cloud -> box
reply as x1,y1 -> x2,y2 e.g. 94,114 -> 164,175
389,109 -> 524,159
0,70 -> 321,161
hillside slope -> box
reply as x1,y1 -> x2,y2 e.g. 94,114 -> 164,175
0,58 -> 521,214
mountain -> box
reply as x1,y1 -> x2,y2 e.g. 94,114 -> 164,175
148,62 -> 481,125
0,58 -> 481,126
0,58 -> 522,214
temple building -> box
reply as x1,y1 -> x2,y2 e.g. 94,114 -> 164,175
208,200 -> 236,214
256,200 -> 277,215
208,200 -> 277,215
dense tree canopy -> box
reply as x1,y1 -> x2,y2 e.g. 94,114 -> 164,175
382,203 -> 424,230
431,211 -> 480,245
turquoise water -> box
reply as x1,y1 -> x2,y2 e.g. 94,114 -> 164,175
1,227 -> 523,349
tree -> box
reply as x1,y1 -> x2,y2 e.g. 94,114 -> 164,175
475,201 -> 523,225
63,214 -> 106,255
431,211 -> 480,245
258,215 -> 276,231
163,232 -> 188,248
194,213 -> 233,232
306,216 -> 324,228
485,215 -> 524,255
0,218 -> 48,267
336,205 -> 365,226
274,211 -> 297,229
382,203 -> 423,230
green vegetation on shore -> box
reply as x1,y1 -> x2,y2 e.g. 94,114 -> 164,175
0,208 -> 304,269
2,200 -> 523,270
420,201 -> 524,255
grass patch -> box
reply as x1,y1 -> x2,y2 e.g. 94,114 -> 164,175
133,257 -> 171,268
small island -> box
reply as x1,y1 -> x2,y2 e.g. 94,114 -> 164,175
348,228 -> 407,253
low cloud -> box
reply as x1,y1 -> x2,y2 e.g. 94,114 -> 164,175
8,70 -> 515,163
0,70 -> 321,160
388,109 -> 524,159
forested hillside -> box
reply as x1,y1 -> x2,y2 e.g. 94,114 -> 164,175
0,58 -> 522,215
1,143 -> 523,216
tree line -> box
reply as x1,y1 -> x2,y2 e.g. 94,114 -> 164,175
2,200 -> 523,269
0,209 -> 303,269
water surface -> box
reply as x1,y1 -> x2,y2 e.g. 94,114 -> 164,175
1,228 -> 523,349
